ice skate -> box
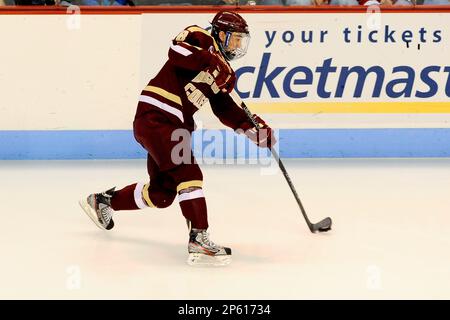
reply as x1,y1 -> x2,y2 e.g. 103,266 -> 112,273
79,187 -> 115,230
187,229 -> 232,266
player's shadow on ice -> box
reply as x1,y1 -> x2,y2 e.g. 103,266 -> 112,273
81,231 -> 186,265
80,231 -> 272,265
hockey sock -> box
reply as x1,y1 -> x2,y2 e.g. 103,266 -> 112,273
178,187 -> 208,229
110,183 -> 142,210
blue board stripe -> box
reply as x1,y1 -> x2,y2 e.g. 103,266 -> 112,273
0,129 -> 449,160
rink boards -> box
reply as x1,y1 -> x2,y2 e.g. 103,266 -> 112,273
0,8 -> 449,159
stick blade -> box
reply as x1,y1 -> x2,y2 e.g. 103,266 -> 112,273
311,217 -> 332,233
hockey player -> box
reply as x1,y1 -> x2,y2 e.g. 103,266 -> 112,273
79,11 -> 276,266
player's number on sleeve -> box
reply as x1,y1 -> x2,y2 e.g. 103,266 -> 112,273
175,30 -> 189,42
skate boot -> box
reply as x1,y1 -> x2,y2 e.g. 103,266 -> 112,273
187,229 -> 232,266
79,187 -> 115,230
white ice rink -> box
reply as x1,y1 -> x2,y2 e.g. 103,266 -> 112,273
1,159 -> 450,299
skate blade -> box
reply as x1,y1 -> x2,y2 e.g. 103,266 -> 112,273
78,198 -> 106,231
187,253 -> 232,267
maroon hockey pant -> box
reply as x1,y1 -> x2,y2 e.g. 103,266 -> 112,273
110,109 -> 208,229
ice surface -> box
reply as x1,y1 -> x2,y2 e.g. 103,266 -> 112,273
1,159 -> 450,299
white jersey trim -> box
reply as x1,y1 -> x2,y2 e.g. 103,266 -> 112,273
170,44 -> 192,57
139,95 -> 184,123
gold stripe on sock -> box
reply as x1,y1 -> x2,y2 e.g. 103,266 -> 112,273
177,180 -> 203,193
142,183 -> 156,208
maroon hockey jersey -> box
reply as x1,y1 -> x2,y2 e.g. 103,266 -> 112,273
136,25 -> 251,132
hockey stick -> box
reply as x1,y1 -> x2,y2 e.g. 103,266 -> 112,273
230,91 -> 332,233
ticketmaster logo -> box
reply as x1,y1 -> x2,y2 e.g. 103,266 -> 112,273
235,53 -> 450,99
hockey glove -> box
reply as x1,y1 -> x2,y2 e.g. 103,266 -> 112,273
238,115 -> 277,149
